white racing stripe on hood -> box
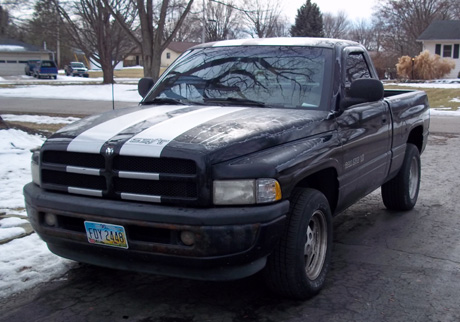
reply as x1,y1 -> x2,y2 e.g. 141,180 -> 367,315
67,106 -> 187,153
120,106 -> 247,157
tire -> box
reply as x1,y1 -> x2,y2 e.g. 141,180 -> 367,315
382,143 -> 421,211
264,188 -> 333,300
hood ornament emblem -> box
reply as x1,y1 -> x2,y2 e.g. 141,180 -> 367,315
105,147 -> 114,156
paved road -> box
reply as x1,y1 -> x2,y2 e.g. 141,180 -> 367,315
1,99 -> 459,321
0,97 -> 138,116
0,97 -> 457,134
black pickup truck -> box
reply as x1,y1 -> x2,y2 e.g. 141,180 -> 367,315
24,38 -> 429,299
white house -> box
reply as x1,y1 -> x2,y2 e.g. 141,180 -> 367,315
0,38 -> 52,76
417,20 -> 460,79
124,41 -> 199,68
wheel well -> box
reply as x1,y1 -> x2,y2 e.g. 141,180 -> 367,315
408,126 -> 424,153
294,168 -> 338,213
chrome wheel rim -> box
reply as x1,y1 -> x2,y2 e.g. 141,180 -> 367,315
409,156 -> 419,200
304,210 -> 328,280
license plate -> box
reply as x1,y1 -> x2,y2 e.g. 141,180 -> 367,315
84,221 -> 128,249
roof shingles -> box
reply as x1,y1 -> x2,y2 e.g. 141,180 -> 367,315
418,20 -> 460,41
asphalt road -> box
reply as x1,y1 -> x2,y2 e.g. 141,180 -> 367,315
0,96 -> 458,134
1,99 -> 459,322
0,97 -> 138,116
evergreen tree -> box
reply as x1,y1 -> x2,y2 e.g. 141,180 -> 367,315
290,0 -> 324,37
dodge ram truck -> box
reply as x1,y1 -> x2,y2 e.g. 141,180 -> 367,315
24,38 -> 429,300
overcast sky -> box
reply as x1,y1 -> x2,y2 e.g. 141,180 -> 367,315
285,0 -> 378,22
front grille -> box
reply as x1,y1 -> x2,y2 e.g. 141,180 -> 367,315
114,155 -> 196,174
40,151 -> 199,204
114,178 -> 197,198
43,151 -> 105,168
42,170 -> 106,190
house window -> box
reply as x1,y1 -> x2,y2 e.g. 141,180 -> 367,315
435,44 -> 441,55
454,44 -> 459,59
166,52 -> 171,59
443,45 -> 452,58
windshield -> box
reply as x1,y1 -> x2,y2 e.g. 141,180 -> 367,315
41,61 -> 56,68
144,46 -> 332,110
71,62 -> 85,68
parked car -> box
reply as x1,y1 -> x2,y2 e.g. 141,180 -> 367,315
64,62 -> 89,77
34,60 -> 58,79
25,38 -> 430,300
24,60 -> 40,76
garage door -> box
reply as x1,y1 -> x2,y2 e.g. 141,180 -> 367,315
0,59 -> 29,76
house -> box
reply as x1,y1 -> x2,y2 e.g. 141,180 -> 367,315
417,20 -> 460,79
124,41 -> 199,68
0,38 -> 52,76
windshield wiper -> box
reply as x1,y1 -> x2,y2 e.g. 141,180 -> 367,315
143,98 -> 204,106
203,97 -> 266,107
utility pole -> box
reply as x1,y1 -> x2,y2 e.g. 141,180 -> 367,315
202,0 -> 206,43
56,0 -> 61,67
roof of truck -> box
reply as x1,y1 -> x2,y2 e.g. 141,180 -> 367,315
191,37 -> 361,50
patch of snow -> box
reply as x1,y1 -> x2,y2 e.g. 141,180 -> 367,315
0,233 -> 76,298
386,82 -> 460,89
0,217 -> 29,228
0,84 -> 141,102
0,226 -> 26,241
430,109 -> 460,116
0,129 -> 44,209
2,114 -> 81,124
0,45 -> 26,51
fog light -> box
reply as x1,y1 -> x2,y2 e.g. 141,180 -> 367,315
180,231 -> 195,246
44,213 -> 57,227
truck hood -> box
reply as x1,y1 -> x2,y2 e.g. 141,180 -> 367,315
48,105 -> 332,164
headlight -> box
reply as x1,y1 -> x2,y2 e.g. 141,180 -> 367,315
213,179 -> 282,205
31,148 -> 41,186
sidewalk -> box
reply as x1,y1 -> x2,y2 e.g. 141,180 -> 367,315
0,213 -> 34,244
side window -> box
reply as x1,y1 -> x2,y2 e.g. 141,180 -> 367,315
345,52 -> 371,86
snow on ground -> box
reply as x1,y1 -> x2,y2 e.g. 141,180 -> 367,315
0,233 -> 76,298
0,129 -> 44,210
386,81 -> 460,89
0,124 -> 77,299
0,83 -> 141,102
2,114 -> 80,124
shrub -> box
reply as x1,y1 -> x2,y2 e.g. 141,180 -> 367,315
396,50 -> 455,80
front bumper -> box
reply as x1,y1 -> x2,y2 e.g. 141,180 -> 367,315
72,70 -> 89,77
24,183 -> 289,280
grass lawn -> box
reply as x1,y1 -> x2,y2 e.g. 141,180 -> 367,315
384,85 -> 460,110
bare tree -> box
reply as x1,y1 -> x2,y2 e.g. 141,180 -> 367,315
322,11 -> 350,39
105,0 -> 194,81
376,0 -> 453,57
239,0 -> 287,38
0,0 -> 31,37
450,0 -> 460,18
58,0 -> 137,84
206,0 -> 242,41
348,19 -> 379,51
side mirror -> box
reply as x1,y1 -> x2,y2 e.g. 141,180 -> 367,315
340,78 -> 384,109
138,77 -> 155,98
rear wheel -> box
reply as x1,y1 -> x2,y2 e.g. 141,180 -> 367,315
382,143 -> 421,210
264,188 -> 333,300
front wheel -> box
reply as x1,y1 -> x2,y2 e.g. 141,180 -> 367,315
263,188 -> 333,300
382,143 -> 421,210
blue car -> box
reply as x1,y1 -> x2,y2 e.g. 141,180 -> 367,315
34,60 -> 58,79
